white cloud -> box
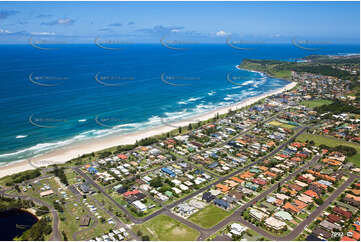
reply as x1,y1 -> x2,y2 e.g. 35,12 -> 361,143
42,18 -> 75,26
58,18 -> 73,24
216,30 -> 229,37
0,29 -> 11,34
30,32 -> 56,36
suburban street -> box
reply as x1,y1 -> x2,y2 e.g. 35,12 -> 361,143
196,154 -> 321,240
73,125 -> 308,225
0,117 -> 356,241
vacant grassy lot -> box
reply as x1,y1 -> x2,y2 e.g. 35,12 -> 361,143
300,99 -> 333,108
188,204 -> 232,229
297,133 -> 360,167
268,120 -> 296,129
134,214 -> 199,241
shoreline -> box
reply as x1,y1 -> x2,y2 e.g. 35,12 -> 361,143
0,80 -> 297,179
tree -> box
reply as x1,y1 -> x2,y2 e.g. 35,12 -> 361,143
315,198 -> 323,205
142,235 -> 150,241
36,206 -> 49,216
15,217 -> 52,240
15,185 -> 21,193
52,167 -> 69,186
62,231 -> 68,241
150,176 -> 163,188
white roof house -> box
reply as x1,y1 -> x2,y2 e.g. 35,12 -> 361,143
179,184 -> 189,191
132,200 -> 147,212
194,177 -> 205,185
250,208 -> 267,221
172,179 -> 182,186
265,217 -> 286,231
230,223 -> 247,235
172,187 -> 182,194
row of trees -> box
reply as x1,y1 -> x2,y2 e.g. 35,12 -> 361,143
315,100 -> 359,115
52,166 -> 69,186
3,169 -> 41,186
319,144 -> 357,157
0,196 -> 34,213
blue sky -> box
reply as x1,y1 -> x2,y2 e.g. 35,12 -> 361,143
0,1 -> 359,44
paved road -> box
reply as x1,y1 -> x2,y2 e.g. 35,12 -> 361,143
167,126 -> 309,212
188,112 -> 281,158
74,126 -> 308,228
280,174 -> 358,241
222,173 -> 358,241
197,154 -> 321,240
0,191 -> 61,241
90,194 -> 141,240
70,190 -> 99,241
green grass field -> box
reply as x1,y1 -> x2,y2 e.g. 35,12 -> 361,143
300,99 -> 333,108
297,133 -> 360,167
135,214 -> 200,241
239,62 -> 292,81
268,120 -> 296,129
271,70 -> 292,80
188,204 -> 232,229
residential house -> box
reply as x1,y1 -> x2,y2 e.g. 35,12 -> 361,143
265,217 -> 287,231
214,198 -> 229,209
274,211 -> 293,221
333,207 -> 352,219
229,223 -> 247,236
312,227 -> 332,240
228,190 -> 244,202
132,200 -> 147,212
250,208 -> 267,221
320,220 -> 342,231
202,192 -> 216,203
327,214 -> 341,223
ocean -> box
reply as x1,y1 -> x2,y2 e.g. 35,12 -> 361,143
0,43 -> 359,165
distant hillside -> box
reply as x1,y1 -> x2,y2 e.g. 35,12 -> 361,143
239,55 -> 360,83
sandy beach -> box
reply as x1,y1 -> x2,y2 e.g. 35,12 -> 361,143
0,81 -> 297,178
